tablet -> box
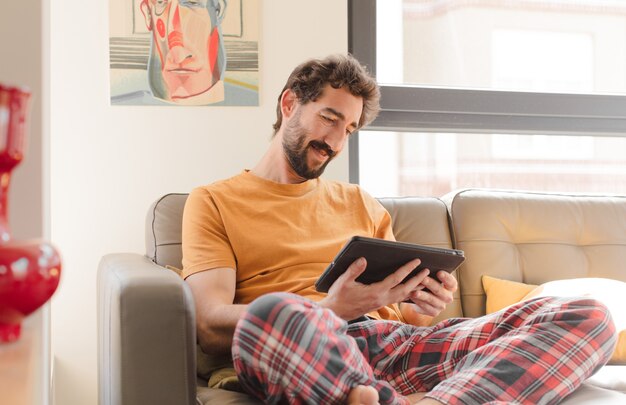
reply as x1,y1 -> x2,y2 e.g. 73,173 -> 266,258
315,236 -> 465,293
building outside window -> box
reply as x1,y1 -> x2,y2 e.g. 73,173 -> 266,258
353,0 -> 626,197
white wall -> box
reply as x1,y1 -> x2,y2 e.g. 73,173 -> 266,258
0,2 -> 48,405
49,1 -> 349,404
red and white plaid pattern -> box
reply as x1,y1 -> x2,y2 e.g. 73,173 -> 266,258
232,293 -> 616,405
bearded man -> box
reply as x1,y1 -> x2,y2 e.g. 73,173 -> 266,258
182,54 -> 616,405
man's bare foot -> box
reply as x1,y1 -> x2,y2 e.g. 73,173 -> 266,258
347,385 -> 379,405
405,392 -> 427,402
404,392 -> 444,405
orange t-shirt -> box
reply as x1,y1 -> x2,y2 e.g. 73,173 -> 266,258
181,170 -> 405,322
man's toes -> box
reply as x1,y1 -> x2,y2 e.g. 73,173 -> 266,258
347,385 -> 379,405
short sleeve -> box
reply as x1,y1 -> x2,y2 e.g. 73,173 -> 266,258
181,187 -> 237,279
359,188 -> 396,241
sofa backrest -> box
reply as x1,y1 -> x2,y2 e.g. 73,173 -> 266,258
447,189 -> 626,318
145,193 -> 464,320
146,193 -> 189,270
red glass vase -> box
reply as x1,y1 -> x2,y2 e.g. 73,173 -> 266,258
0,84 -> 61,343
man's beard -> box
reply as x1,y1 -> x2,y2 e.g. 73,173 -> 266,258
282,112 -> 337,180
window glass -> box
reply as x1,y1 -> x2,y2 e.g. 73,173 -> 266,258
377,0 -> 626,94
359,130 -> 626,197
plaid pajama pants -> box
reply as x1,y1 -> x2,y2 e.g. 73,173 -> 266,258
232,292 -> 616,405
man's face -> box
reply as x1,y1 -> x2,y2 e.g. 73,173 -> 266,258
282,86 -> 363,180
141,0 -> 226,102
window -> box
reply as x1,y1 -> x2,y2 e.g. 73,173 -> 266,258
491,29 -> 593,93
359,131 -> 626,196
374,0 -> 626,95
349,0 -> 626,196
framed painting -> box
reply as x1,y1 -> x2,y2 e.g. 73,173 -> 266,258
109,0 -> 259,106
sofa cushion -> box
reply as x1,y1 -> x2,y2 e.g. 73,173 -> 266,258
196,386 -> 261,404
585,365 -> 626,393
446,189 -> 626,318
146,193 -> 188,269
481,275 -> 537,314
559,381 -> 626,404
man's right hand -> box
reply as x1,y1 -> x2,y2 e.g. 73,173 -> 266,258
318,257 -> 428,321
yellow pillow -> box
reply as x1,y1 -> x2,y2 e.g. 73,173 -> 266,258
481,275 -> 537,314
482,276 -> 626,365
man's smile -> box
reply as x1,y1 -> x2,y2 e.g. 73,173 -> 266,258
309,141 -> 335,160
167,68 -> 201,74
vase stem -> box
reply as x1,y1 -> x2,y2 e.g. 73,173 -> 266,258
0,322 -> 21,343
0,170 -> 10,243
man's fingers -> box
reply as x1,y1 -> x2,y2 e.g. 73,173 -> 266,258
403,267 -> 429,290
422,271 -> 456,304
410,289 -> 447,312
438,270 -> 458,292
378,258 -> 422,289
420,276 -> 445,296
410,297 -> 442,317
337,257 -> 368,285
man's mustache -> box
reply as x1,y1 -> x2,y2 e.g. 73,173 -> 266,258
309,140 -> 336,159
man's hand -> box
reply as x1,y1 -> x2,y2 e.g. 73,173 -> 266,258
401,270 -> 457,325
318,257 -> 428,321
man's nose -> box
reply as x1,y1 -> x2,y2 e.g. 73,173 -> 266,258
167,2 -> 191,64
323,129 -> 347,154
168,45 -> 193,64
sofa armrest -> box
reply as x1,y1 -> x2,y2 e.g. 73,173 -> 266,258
98,253 -> 197,405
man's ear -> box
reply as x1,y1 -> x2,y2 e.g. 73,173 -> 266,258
216,0 -> 227,23
280,89 -> 298,119
140,0 -> 153,31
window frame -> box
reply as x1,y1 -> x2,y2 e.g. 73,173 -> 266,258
347,0 -> 626,184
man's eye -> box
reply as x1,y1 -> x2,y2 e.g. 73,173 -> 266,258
321,115 -> 335,123
154,0 -> 169,14
180,0 -> 205,7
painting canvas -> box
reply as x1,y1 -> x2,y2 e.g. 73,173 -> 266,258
109,0 -> 259,106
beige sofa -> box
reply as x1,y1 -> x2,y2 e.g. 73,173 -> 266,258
97,189 -> 626,405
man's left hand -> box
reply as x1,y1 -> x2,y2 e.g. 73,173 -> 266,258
404,270 -> 457,318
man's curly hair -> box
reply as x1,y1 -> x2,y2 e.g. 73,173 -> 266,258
273,54 -> 380,135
